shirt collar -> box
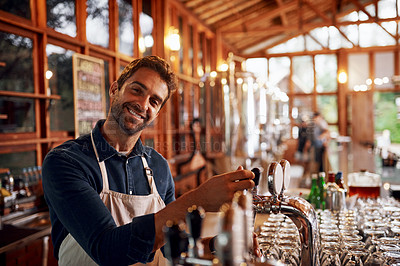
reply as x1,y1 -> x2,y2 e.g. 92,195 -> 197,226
92,120 -> 150,161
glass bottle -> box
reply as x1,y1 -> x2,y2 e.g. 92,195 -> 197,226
308,174 -> 320,209
318,172 -> 326,210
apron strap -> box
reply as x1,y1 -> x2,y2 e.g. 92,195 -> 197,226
91,131 -> 109,191
141,156 -> 155,194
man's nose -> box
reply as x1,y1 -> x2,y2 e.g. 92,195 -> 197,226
137,96 -> 150,111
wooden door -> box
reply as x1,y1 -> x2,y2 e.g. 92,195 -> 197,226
351,91 -> 375,173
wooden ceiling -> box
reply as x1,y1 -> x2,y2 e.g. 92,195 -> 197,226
179,0 -> 377,57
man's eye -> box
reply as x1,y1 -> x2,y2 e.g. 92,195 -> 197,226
150,99 -> 159,106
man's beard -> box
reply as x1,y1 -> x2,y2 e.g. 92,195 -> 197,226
110,100 -> 150,136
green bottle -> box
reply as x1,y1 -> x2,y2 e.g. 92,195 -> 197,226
318,172 -> 326,210
308,174 -> 320,209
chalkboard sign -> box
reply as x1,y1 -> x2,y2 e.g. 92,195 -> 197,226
73,54 -> 106,137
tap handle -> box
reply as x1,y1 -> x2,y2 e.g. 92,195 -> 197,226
251,168 -> 261,186
279,159 -> 291,195
267,162 -> 283,197
186,205 -> 205,241
163,221 -> 185,263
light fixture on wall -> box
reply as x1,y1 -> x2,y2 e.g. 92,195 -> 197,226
338,71 -> 348,84
166,27 -> 180,51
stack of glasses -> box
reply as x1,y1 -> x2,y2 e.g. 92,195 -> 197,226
256,213 -> 301,265
318,197 -> 400,266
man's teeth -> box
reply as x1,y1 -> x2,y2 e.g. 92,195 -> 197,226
128,108 -> 143,119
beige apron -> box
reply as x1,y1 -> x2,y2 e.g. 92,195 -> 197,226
58,132 -> 166,265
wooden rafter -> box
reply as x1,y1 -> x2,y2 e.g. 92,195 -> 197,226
275,0 -> 289,26
219,0 -> 297,32
304,0 -> 332,23
205,0 -> 262,25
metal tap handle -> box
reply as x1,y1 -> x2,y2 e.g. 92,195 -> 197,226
163,221 -> 186,264
267,162 -> 283,197
186,205 -> 205,241
279,159 -> 291,197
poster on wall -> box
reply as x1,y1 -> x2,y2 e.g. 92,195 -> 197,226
73,53 -> 106,138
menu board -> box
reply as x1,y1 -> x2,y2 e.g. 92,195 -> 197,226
73,53 -> 106,137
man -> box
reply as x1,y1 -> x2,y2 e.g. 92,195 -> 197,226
306,111 -> 330,173
42,56 -> 255,265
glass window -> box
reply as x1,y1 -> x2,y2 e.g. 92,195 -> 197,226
309,27 -> 329,47
246,58 -> 268,81
348,53 -> 369,91
292,96 -> 313,120
0,151 -> 36,173
118,0 -> 134,56
268,35 -> 305,54
315,54 -> 337,93
359,23 -> 396,47
0,0 -> 30,19
0,97 -> 35,133
46,44 -> 75,132
292,56 -> 314,94
140,0 -> 153,56
374,92 -> 400,143
378,0 -> 396,19
0,32 -> 34,93
86,0 -> 109,48
305,34 -> 323,51
47,0 -> 77,37
269,57 -> 290,93
317,95 -> 338,124
328,26 -> 352,50
340,25 -> 359,46
374,52 -> 394,90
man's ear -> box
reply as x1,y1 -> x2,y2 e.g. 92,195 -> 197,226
109,81 -> 118,97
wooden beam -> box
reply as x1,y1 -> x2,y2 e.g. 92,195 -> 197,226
304,0 -> 332,23
205,0 -> 261,25
276,0 -> 289,26
218,1 -> 297,32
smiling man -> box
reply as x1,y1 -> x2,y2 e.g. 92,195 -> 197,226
42,56 -> 255,265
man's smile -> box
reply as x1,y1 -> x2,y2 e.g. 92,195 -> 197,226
126,105 -> 146,121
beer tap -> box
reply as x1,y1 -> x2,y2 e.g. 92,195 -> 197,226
253,160 -> 320,266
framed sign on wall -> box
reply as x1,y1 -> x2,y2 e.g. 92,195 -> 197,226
73,53 -> 106,138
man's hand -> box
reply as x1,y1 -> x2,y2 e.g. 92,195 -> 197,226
192,166 -> 255,212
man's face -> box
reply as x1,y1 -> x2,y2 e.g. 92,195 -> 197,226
109,67 -> 168,136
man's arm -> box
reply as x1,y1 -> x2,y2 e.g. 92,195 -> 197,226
43,151 -> 155,265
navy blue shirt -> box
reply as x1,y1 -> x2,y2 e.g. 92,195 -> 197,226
42,120 -> 175,265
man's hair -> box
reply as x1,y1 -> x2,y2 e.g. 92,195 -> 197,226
117,56 -> 177,108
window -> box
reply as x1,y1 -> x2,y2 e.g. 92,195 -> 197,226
140,0 -> 153,56
47,0 -> 77,37
374,52 -> 394,90
0,32 -> 34,93
118,0 -> 134,56
292,56 -> 314,94
315,54 -> 337,93
269,57 -> 290,93
86,0 -> 109,48
47,44 -> 75,132
0,0 -> 30,19
348,53 -> 369,91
